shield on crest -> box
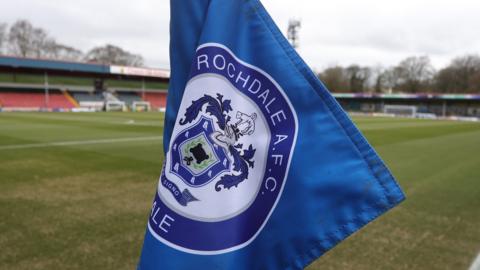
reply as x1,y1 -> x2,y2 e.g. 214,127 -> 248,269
169,116 -> 230,187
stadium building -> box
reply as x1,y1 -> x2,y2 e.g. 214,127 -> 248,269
1,55 -> 479,120
0,56 -> 169,112
335,93 -> 480,119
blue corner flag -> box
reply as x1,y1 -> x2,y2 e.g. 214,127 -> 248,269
137,0 -> 405,269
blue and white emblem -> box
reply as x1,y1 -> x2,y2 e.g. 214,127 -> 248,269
170,115 -> 232,190
148,43 -> 298,254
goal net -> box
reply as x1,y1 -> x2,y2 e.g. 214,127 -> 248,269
105,101 -> 126,112
132,101 -> 151,112
384,105 -> 417,117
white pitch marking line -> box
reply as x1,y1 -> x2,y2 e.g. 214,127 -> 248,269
470,252 -> 480,270
0,136 -> 163,151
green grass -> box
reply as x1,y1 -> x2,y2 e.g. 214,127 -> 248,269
0,113 -> 479,270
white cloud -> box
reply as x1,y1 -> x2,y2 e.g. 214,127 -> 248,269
262,0 -> 480,69
1,0 -> 479,70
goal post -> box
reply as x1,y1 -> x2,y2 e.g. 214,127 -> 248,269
383,105 -> 417,117
132,101 -> 151,112
105,101 -> 126,112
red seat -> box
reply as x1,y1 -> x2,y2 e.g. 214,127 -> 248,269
143,92 -> 167,109
0,91 -> 75,109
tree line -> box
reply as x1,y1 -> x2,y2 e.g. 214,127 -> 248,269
0,20 -> 144,67
1,19 -> 479,93
319,55 -> 480,94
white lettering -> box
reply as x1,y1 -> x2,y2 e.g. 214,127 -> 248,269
265,97 -> 276,113
258,89 -> 270,104
265,177 -> 277,192
213,54 -> 226,70
227,63 -> 236,78
152,208 -> 160,224
159,215 -> 175,233
274,134 -> 288,145
236,71 -> 250,88
197,54 -> 209,70
272,154 -> 284,166
270,110 -> 286,126
248,79 -> 262,94
150,201 -> 157,217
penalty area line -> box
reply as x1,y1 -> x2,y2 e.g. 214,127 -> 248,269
0,136 -> 164,151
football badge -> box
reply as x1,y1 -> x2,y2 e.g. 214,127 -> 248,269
148,43 -> 298,254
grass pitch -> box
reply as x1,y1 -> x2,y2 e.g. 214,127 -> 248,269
0,112 -> 479,270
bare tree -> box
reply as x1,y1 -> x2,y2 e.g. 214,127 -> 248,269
45,43 -> 83,61
7,19 -> 85,61
318,66 -> 349,92
31,28 -> 50,58
8,20 -> 36,57
346,65 -> 371,92
394,56 -> 435,93
470,71 -> 480,93
374,67 -> 402,93
372,66 -> 387,93
450,55 -> 478,93
0,23 -> 6,54
8,19 -> 53,58
436,55 -> 480,93
435,67 -> 457,93
84,44 -> 144,66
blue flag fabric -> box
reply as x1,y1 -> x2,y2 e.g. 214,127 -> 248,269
138,0 -> 405,269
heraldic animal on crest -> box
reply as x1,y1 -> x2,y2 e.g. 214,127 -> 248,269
179,93 -> 257,192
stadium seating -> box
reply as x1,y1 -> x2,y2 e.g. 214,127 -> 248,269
143,92 -> 167,109
71,92 -> 104,102
0,90 -> 75,109
116,92 -> 142,106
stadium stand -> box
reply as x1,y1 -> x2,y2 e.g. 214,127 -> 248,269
71,91 -> 104,102
3,55 -> 476,117
0,55 -> 169,112
143,92 -> 167,109
334,93 -> 480,118
105,92 -> 120,102
68,91 -> 103,111
0,89 -> 75,109
116,91 -> 143,106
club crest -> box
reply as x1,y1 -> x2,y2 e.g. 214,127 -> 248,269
148,43 -> 298,254
169,94 -> 257,193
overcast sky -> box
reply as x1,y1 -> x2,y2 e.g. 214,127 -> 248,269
1,0 -> 479,71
